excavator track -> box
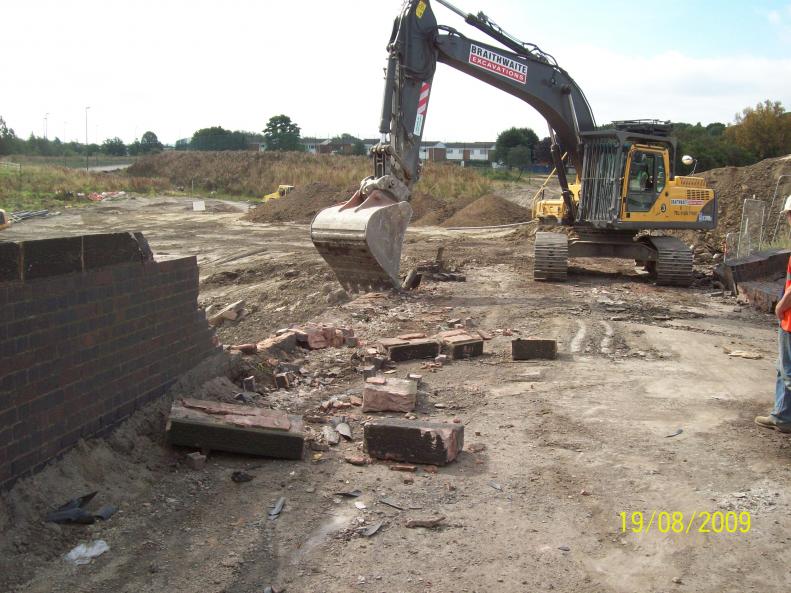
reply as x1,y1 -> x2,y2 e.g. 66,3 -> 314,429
533,231 -> 569,281
643,235 -> 694,286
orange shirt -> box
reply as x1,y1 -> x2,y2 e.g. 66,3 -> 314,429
783,255 -> 791,331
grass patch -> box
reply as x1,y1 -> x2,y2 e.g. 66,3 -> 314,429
128,151 -> 505,203
0,164 -> 170,212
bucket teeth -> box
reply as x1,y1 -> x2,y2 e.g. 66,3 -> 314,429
310,190 -> 412,292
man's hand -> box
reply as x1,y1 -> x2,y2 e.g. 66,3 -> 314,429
777,301 -> 785,321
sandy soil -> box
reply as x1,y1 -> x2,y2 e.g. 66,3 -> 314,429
2,196 -> 790,593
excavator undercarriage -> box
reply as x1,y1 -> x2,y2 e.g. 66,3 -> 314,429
533,230 -> 694,286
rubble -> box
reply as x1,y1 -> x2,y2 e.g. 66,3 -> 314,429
167,399 -> 305,460
379,337 -> 440,362
185,452 -> 207,470
364,418 -> 464,465
362,378 -> 418,413
511,338 -> 557,360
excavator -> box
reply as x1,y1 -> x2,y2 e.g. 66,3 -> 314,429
310,0 -> 716,291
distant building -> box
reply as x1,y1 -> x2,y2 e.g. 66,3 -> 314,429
300,137 -> 496,163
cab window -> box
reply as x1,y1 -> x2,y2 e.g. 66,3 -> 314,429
626,151 -> 663,212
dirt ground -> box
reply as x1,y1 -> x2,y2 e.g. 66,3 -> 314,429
2,195 -> 791,593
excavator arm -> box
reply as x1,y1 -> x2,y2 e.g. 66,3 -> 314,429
311,0 -> 596,291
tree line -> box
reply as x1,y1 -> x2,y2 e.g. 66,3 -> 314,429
3,102 -> 788,171
495,100 -> 790,173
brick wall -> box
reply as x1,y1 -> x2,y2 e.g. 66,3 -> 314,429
0,233 -> 217,490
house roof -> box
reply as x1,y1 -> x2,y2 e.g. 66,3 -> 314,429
444,141 -> 495,149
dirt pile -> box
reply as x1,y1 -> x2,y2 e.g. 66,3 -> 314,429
696,155 -> 791,249
440,194 -> 533,227
243,182 -> 357,223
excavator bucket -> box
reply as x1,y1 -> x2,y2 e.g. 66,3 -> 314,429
310,189 -> 412,292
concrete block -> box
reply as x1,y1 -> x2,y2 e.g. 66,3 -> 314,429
185,452 -> 206,470
257,331 -> 297,356
362,378 -> 418,413
383,337 -> 440,362
511,338 -> 557,360
168,398 -> 304,460
442,334 -> 483,359
364,418 -> 464,465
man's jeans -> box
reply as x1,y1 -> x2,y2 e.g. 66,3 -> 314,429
775,327 -> 791,422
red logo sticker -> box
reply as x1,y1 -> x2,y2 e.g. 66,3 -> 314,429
469,44 -> 527,84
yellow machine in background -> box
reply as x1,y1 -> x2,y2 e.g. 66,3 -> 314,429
263,185 -> 295,202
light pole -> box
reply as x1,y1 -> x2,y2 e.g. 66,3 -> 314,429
85,106 -> 90,171
44,113 -> 49,140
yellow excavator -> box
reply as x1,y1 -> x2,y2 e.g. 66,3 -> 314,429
311,0 -> 715,291
263,184 -> 294,203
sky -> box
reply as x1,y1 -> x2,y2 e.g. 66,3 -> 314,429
2,0 -> 790,145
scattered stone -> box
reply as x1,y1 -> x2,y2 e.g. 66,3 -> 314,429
397,332 -> 427,340
229,343 -> 257,355
231,471 -> 254,483
365,376 -> 387,385
364,418 -> 464,465
558,545 -> 570,552
362,378 -> 418,413
511,338 -> 557,360
403,475 -> 415,485
435,354 -> 449,365
405,516 -> 445,528
242,376 -> 256,391
185,452 -> 206,470
344,454 -> 369,466
322,425 -> 340,446
257,331 -> 298,357
208,300 -> 245,326
336,422 -> 353,440
390,464 -> 417,472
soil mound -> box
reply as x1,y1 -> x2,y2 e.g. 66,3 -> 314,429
441,194 -> 532,228
678,155 -> 791,251
244,182 -> 357,223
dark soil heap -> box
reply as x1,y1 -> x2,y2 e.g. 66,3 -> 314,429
244,183 -> 357,223
693,155 -> 791,250
440,194 -> 533,227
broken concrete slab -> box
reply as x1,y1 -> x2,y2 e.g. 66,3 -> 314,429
257,331 -> 298,356
167,399 -> 304,460
511,338 -> 557,360
364,418 -> 464,465
382,337 -> 440,362
441,334 -> 483,359
362,378 -> 418,413
209,300 -> 245,326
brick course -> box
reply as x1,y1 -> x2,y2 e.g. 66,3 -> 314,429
0,234 -> 217,490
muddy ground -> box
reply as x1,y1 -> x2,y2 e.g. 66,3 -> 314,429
2,195 -> 790,593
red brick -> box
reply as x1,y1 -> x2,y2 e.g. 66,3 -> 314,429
364,418 -> 464,465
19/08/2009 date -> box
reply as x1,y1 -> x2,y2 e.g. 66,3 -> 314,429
619,511 -> 751,534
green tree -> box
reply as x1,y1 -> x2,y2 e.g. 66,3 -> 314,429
725,100 -> 791,161
190,126 -> 248,151
101,137 -> 127,156
263,115 -> 302,151
140,131 -> 163,153
0,116 -> 19,155
494,127 -> 538,167
506,145 -> 532,170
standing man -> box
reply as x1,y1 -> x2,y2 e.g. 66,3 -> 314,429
756,195 -> 791,432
